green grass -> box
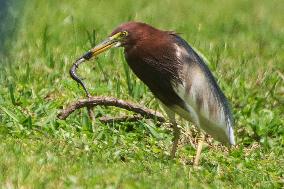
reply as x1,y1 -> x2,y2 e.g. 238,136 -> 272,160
0,0 -> 283,188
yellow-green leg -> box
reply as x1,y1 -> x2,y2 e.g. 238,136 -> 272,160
161,104 -> 180,158
193,132 -> 205,167
171,121 -> 180,158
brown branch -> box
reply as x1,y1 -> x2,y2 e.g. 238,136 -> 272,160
57,96 -> 166,123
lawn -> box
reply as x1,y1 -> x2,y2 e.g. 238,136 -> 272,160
0,0 -> 283,188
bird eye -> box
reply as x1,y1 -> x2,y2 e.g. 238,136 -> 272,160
121,31 -> 128,37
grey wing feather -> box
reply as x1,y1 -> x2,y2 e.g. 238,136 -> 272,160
170,34 -> 235,145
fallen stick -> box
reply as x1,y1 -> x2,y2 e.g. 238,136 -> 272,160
57,96 -> 166,123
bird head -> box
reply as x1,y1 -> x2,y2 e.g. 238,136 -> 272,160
83,22 -> 160,59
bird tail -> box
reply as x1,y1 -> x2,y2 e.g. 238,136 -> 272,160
227,119 -> 235,146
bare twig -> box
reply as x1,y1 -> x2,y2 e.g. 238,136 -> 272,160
57,96 -> 166,123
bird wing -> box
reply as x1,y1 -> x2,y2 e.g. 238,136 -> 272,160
170,34 -> 235,145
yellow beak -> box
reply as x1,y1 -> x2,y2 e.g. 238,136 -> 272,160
82,32 -> 124,60
82,38 -> 118,60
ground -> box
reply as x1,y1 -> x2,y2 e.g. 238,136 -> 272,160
0,0 -> 283,188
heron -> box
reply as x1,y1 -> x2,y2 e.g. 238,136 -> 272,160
70,22 -> 235,166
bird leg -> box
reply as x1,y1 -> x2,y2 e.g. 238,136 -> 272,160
161,104 -> 180,158
193,131 -> 205,166
171,121 -> 180,158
